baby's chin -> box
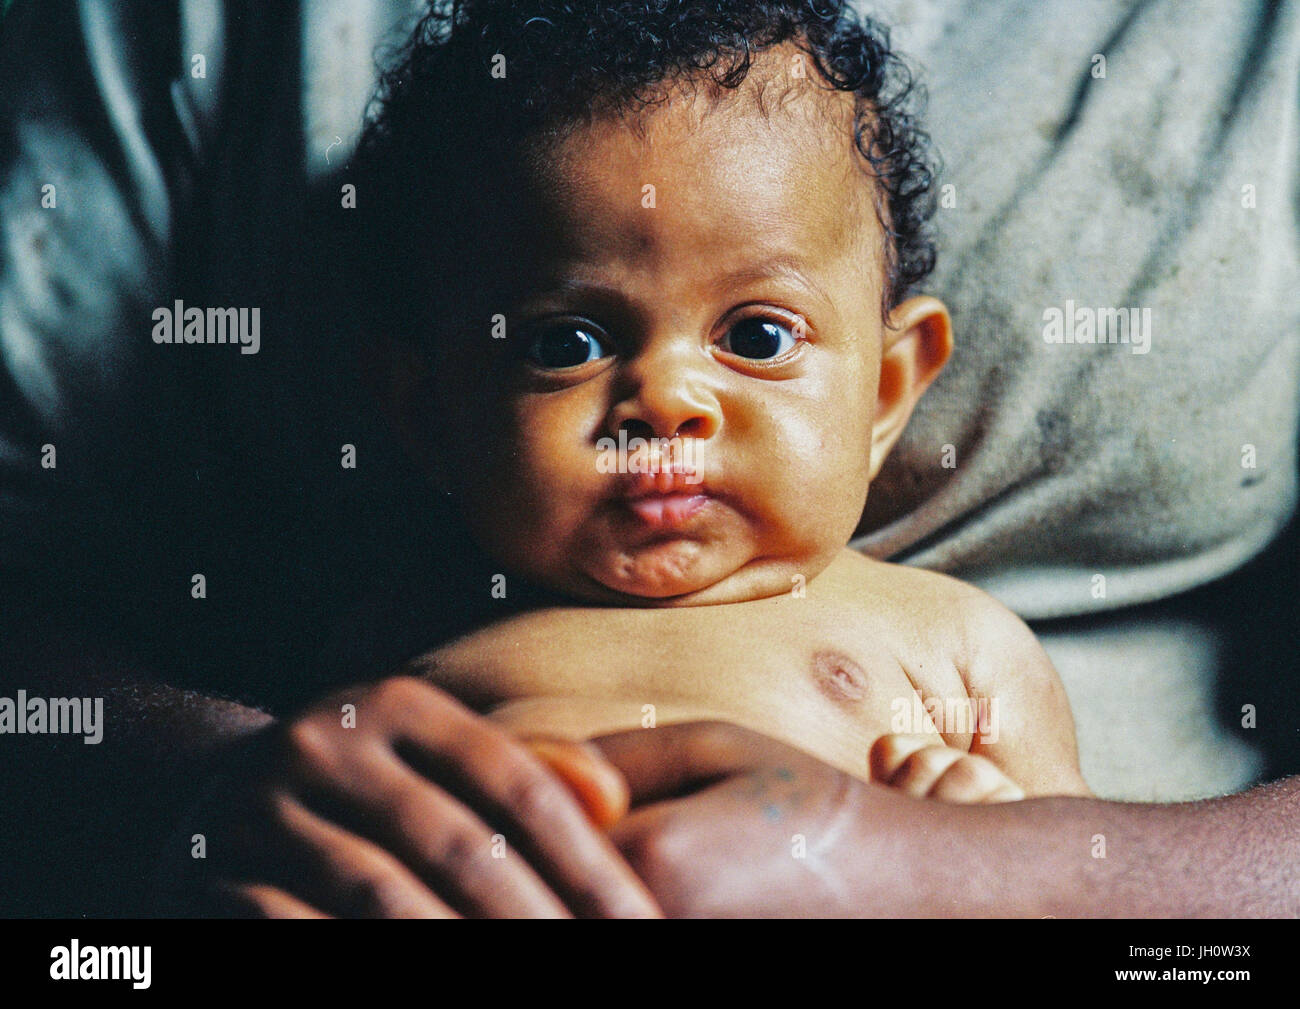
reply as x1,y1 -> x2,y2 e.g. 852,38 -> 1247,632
590,538 -> 728,599
562,544 -> 821,607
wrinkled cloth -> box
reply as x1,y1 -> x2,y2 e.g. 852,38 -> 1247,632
855,0 -> 1299,622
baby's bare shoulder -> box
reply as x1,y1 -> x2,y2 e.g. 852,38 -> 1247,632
822,550 -> 1049,678
823,547 -> 1007,626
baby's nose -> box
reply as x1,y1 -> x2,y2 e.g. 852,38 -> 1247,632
607,368 -> 721,442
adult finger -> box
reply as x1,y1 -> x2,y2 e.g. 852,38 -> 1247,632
589,721 -> 801,804
338,680 -> 661,918
211,882 -> 333,919
523,737 -> 630,829
262,791 -> 464,918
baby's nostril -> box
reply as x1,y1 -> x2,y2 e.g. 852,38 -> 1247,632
619,419 -> 655,441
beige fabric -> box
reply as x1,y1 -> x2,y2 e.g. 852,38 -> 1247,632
854,0 -> 1299,621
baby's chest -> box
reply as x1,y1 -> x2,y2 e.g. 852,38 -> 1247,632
421,604 -> 959,779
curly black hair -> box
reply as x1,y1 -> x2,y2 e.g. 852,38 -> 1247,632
350,0 -> 938,341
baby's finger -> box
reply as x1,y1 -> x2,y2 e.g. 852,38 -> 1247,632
980,784 -> 1027,804
868,733 -> 945,783
885,745 -> 965,798
930,755 -> 1025,804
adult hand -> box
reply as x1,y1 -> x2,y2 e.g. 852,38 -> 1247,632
590,721 -> 1007,917
155,677 -> 661,918
596,721 -> 1300,918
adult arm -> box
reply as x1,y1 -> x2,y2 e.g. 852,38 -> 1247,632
0,613 -> 276,916
594,722 -> 1299,917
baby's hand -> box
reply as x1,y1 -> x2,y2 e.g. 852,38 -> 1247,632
869,733 -> 1025,804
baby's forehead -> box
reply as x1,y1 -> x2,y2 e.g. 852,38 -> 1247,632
524,61 -> 883,274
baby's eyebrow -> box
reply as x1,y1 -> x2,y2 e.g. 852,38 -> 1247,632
512,278 -> 630,316
715,257 -> 834,309
515,257 -> 834,313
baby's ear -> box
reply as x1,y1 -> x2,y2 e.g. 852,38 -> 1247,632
868,296 -> 953,479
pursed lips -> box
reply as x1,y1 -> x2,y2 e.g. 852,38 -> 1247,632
617,467 -> 713,528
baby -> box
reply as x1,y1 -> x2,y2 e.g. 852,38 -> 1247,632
351,0 -> 1092,817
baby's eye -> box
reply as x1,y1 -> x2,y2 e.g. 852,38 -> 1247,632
524,323 -> 609,369
720,317 -> 799,360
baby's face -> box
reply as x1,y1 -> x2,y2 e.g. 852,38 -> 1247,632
415,53 -> 948,605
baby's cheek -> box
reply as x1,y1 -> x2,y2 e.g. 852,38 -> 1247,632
510,404 -> 605,497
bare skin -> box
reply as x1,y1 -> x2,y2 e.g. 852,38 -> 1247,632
7,30 -> 1292,918
376,42 -> 1086,807
419,549 -> 1089,801
145,45 -> 1086,919
590,722 -> 1300,918
16,643 -> 1294,918
137,41 -> 1080,927
154,677 -> 660,918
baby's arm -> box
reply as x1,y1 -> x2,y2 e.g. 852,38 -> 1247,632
871,583 -> 1092,803
956,590 -> 1092,798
